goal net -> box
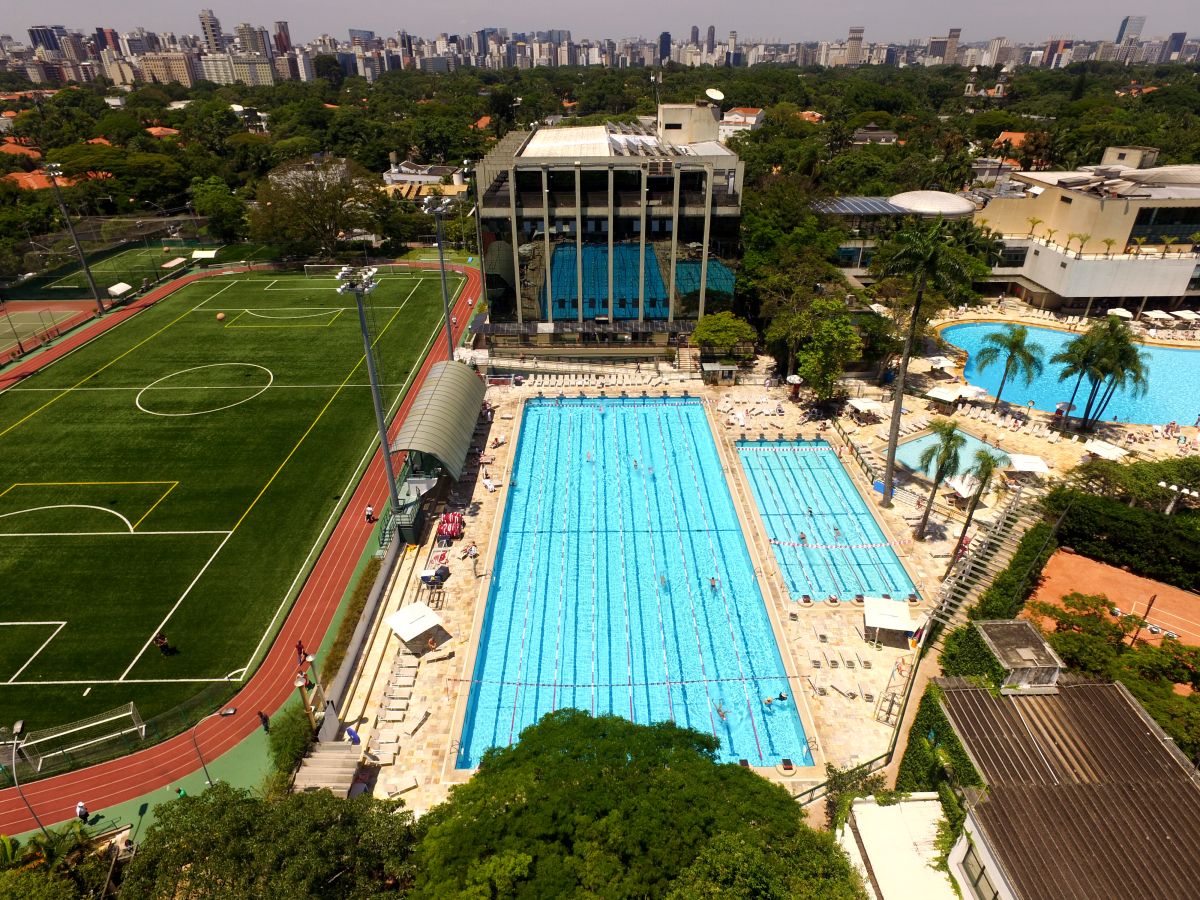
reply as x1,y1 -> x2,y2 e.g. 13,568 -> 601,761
14,703 -> 145,772
302,263 -> 431,279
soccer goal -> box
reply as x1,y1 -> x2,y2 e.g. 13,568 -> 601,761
15,703 -> 146,772
302,263 -> 429,279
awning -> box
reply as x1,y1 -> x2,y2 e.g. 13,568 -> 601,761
191,249 -> 218,260
925,385 -> 963,403
162,256 -> 187,269
1142,309 -> 1173,321
849,397 -> 885,414
1082,439 -> 1128,460
1006,453 -> 1051,474
1170,309 -> 1199,321
107,282 -> 132,297
925,355 -> 957,369
1107,308 -> 1133,319
384,602 -> 444,642
958,384 -> 990,400
945,474 -> 980,498
863,596 -> 916,632
389,361 -> 486,480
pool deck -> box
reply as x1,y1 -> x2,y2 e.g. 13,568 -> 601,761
340,378 -> 962,814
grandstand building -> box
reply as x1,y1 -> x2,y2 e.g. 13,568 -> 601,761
473,102 -> 743,358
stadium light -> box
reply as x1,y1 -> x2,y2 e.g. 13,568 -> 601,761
336,267 -> 404,537
422,196 -> 458,360
7,720 -> 50,838
189,707 -> 237,787
43,163 -> 104,316
293,675 -> 317,730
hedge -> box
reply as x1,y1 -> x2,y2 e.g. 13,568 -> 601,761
1044,487 -> 1200,592
268,698 -> 315,776
321,555 -> 383,690
968,520 -> 1058,621
894,687 -> 983,793
939,625 -> 1006,688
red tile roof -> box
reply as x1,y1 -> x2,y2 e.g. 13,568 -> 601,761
0,139 -> 41,159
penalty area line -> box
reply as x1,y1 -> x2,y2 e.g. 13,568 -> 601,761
7,622 -> 67,683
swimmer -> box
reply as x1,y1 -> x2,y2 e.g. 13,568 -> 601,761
798,532 -> 807,543
713,700 -> 728,721
777,692 -> 788,702
710,577 -> 718,590
633,459 -> 639,469
586,451 -> 592,462
763,697 -> 773,706
660,574 -> 667,587
807,506 -> 813,516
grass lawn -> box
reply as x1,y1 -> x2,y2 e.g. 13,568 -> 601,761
0,270 -> 463,735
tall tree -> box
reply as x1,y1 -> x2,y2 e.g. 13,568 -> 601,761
945,449 -> 1009,578
249,156 -> 380,256
914,419 -> 966,541
795,297 -> 864,401
189,176 -> 247,242
692,311 -> 757,361
1050,328 -> 1102,431
870,218 -> 987,506
974,323 -> 1046,409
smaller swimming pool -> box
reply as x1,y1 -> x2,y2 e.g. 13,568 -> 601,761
895,429 -> 1003,478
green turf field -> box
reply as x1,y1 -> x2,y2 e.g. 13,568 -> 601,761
41,244 -> 206,293
0,270 -> 463,733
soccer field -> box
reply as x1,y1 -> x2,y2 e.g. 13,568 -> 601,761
0,270 -> 463,733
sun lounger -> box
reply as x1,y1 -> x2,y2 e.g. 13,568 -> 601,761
403,708 -> 430,736
381,772 -> 420,798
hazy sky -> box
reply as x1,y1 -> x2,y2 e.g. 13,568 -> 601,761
5,1 -> 1197,45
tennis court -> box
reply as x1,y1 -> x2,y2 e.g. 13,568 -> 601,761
0,269 -> 463,732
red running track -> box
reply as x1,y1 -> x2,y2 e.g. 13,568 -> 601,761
0,262 -> 482,833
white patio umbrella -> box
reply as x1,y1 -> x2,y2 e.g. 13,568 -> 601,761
1169,309 -> 1199,322
1142,309 -> 1173,321
1107,308 -> 1133,319
925,355 -> 957,369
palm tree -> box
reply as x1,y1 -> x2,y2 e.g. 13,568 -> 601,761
1067,232 -> 1083,257
1130,236 -> 1148,256
870,218 -> 986,506
1190,231 -> 1200,252
1161,235 -> 1179,257
1026,216 -> 1043,237
1074,233 -> 1091,258
974,324 -> 1046,408
944,449 -> 1010,579
1101,238 -> 1117,258
1043,228 -> 1058,248
1075,317 -> 1150,430
1050,329 -> 1102,431
914,419 -> 966,541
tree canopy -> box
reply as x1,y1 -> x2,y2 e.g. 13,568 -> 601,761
412,710 -> 863,899
693,311 -> 757,360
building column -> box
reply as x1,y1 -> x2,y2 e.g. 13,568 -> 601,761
607,165 -> 615,321
575,162 -> 583,324
508,165 -> 522,325
667,162 -> 681,323
698,164 -> 713,320
638,167 -> 648,325
542,166 -> 552,324
1135,295 -> 1149,319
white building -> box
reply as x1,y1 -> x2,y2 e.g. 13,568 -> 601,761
718,107 -> 765,142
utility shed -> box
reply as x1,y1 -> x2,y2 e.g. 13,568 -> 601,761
974,620 -> 1064,694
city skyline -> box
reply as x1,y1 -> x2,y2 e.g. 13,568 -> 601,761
3,2 -> 1197,46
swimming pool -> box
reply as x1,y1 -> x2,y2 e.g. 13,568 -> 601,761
941,322 -> 1200,425
737,441 -> 917,602
895,430 -> 1004,478
458,398 -> 811,769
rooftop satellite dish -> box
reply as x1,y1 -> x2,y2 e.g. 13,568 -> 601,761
705,87 -> 725,103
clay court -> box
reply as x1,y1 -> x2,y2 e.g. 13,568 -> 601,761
1028,550 -> 1200,646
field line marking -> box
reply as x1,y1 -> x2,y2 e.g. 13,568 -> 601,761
119,531 -> 233,680
132,481 -> 178,529
239,283 -> 430,671
6,677 -> 235,686
191,279 -> 238,310
223,310 -> 247,327
0,529 -> 231,537
0,289 -> 225,440
0,504 -> 134,532
8,622 -> 67,683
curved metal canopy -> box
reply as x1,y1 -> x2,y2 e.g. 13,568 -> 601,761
389,361 -> 485,481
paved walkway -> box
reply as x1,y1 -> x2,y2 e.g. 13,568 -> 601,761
0,262 -> 482,835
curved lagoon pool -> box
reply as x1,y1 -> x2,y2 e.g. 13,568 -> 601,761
940,322 -> 1200,426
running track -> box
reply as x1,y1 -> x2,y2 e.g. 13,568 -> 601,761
0,261 -> 482,833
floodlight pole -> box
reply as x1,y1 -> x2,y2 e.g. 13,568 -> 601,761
44,164 -> 104,316
340,269 -> 404,524
8,723 -> 50,838
424,199 -> 457,360
189,707 -> 236,787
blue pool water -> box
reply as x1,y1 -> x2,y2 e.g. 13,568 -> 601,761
737,441 -> 917,603
941,322 -> 1200,425
895,430 -> 1004,478
458,398 -> 811,769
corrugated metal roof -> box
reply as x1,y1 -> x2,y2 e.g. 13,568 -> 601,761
813,196 -> 911,216
389,361 -> 485,481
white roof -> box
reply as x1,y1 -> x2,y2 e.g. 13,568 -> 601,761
162,256 -> 187,269
107,282 -> 132,297
925,385 -> 963,403
869,303 -> 890,316
848,397 -> 885,413
191,249 -> 218,259
522,125 -> 612,157
384,602 -> 444,641
887,190 -> 976,217
863,596 -> 915,632
1082,439 -> 1129,460
945,474 -> 980,497
958,384 -> 990,399
839,796 -> 958,900
1007,453 -> 1051,474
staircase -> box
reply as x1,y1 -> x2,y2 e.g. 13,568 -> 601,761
930,484 -> 1045,633
291,741 -> 360,797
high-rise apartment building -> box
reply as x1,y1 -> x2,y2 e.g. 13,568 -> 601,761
705,25 -> 715,54
945,27 -> 961,64
690,25 -> 700,46
846,27 -> 864,65
198,9 -> 224,54
94,27 -> 119,51
273,21 -> 291,53
1162,31 -> 1187,62
1115,15 -> 1146,44
142,52 -> 199,87
27,26 -> 61,53
658,31 -> 671,64
348,28 -> 376,48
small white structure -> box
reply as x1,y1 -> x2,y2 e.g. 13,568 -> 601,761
838,795 -> 959,900
384,602 -> 447,653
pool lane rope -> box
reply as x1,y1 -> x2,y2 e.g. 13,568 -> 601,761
769,538 -> 914,550
814,449 -> 895,590
507,411 -> 555,748
588,406 -> 600,717
610,408 -> 636,721
742,449 -> 819,598
630,407 -> 676,725
673,406 -> 765,763
651,403 -> 719,742
548,413 -> 575,714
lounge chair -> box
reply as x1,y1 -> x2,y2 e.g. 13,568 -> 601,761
403,707 -> 430,736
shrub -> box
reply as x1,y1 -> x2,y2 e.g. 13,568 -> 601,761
969,520 -> 1058,620
895,687 -> 983,793
267,698 -> 315,776
939,624 -> 1006,687
321,556 -> 382,690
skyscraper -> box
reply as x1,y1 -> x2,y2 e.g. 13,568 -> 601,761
945,28 -> 961,64
690,25 -> 700,46
1116,15 -> 1146,44
846,26 -> 864,66
198,9 -> 223,54
658,31 -> 671,64
1161,31 -> 1187,61
94,27 -> 119,51
706,25 -> 715,54
27,25 -> 61,53
273,21 -> 291,53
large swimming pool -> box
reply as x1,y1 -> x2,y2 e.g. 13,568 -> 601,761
941,321 -> 1200,425
458,398 -> 811,769
737,441 -> 917,602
